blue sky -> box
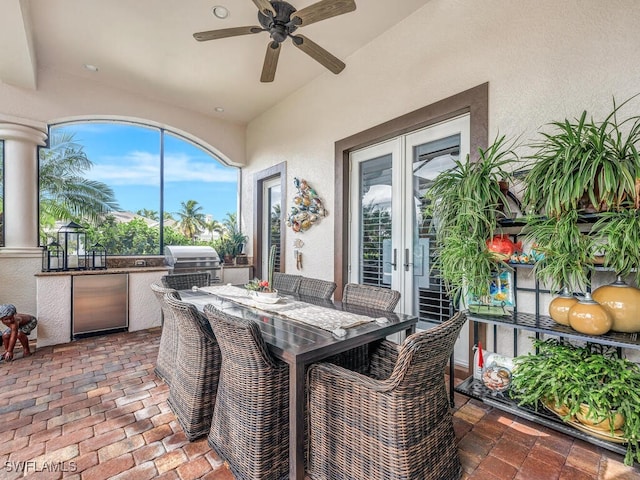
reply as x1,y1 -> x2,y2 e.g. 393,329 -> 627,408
54,123 -> 238,222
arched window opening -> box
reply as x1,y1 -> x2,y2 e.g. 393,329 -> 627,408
39,121 -> 239,256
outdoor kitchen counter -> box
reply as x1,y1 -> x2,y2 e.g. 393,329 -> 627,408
35,266 -> 170,276
35,267 -> 169,347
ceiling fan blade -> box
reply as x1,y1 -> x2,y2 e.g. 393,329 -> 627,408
252,0 -> 276,17
290,0 -> 356,27
261,41 -> 281,83
291,34 -> 345,74
193,26 -> 263,42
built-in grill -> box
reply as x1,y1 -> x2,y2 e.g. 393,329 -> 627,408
164,245 -> 221,283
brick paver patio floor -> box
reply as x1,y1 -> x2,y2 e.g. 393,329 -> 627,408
0,328 -> 638,479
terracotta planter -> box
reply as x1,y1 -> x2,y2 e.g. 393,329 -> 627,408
568,292 -> 612,335
592,276 -> 640,333
548,287 -> 578,326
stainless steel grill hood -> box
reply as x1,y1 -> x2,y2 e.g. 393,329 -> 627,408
164,245 -> 221,282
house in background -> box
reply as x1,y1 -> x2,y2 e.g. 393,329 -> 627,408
2,0 -> 640,360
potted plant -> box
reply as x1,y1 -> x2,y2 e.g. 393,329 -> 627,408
522,97 -> 640,217
214,235 -> 235,265
521,209 -> 595,294
425,135 -> 518,305
521,97 -> 640,328
510,338 -> 640,465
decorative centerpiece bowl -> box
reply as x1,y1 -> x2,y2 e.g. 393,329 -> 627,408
245,278 -> 279,303
251,290 -> 280,303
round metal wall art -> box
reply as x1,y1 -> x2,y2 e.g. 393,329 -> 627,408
286,177 -> 327,233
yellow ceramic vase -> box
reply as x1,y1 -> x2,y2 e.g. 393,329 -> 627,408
568,293 -> 612,336
591,276 -> 640,333
548,287 -> 578,326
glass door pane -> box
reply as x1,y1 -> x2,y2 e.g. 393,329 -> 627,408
359,154 -> 393,286
349,139 -> 401,292
410,134 -> 460,323
262,178 -> 281,273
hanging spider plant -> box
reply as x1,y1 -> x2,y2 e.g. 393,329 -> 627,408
426,134 -> 518,304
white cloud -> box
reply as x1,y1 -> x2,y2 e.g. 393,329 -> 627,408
86,151 -> 237,185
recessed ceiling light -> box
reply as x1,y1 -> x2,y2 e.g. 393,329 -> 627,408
214,107 -> 225,112
212,5 -> 230,19
83,64 -> 99,72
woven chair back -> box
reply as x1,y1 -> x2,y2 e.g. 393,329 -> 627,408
203,304 -> 289,480
272,272 -> 302,295
390,311 -> 467,392
161,272 -> 211,290
150,283 -> 180,385
164,292 -> 221,440
342,283 -> 401,311
298,277 -> 337,299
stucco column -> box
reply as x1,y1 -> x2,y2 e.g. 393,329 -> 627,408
0,122 -> 48,255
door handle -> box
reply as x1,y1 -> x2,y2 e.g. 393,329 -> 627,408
404,248 -> 413,271
385,248 -> 397,271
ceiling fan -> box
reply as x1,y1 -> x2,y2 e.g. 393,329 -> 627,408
193,0 -> 356,82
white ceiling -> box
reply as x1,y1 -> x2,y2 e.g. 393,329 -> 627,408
1,0 -> 432,124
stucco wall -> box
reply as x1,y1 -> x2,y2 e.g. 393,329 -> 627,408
0,67 -> 246,166
243,0 -> 640,360
244,0 -> 640,275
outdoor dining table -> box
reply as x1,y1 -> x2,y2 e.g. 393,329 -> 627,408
179,285 -> 418,480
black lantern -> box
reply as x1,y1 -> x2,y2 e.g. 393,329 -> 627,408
42,241 -> 65,272
57,221 -> 88,270
89,243 -> 107,270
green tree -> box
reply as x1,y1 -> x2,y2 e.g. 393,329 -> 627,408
205,218 -> 224,238
136,209 -> 159,221
40,131 -> 119,235
176,200 -> 206,241
87,215 -> 193,255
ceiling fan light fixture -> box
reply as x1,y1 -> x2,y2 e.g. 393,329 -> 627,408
212,5 -> 230,19
194,0 -> 357,82
83,64 -> 99,72
214,106 -> 225,112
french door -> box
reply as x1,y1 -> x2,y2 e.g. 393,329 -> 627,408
261,177 -> 281,275
349,114 -> 471,362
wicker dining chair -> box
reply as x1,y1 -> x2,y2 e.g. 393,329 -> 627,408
307,311 -> 467,480
164,292 -> 222,441
161,272 -> 211,290
332,284 -> 401,374
298,277 -> 337,299
150,283 -> 180,386
342,283 -> 401,311
272,272 -> 302,295
203,304 -> 289,480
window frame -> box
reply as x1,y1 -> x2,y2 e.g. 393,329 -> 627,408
253,162 -> 286,279
39,120 -> 239,255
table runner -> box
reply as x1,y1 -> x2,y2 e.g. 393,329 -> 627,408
197,285 -> 386,332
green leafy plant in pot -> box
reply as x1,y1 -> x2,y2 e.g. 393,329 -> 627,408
522,96 -> 640,217
517,98 -> 640,328
425,135 -> 518,306
510,338 -> 640,465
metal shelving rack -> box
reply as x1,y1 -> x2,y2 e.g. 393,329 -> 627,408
453,215 -> 640,459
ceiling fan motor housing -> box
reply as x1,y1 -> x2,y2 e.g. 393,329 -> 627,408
258,1 -> 299,43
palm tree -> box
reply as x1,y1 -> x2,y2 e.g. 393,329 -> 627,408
176,199 -> 206,241
40,131 -> 119,234
204,218 -> 224,240
136,209 -> 159,221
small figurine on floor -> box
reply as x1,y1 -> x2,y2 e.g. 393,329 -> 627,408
0,304 -> 37,362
